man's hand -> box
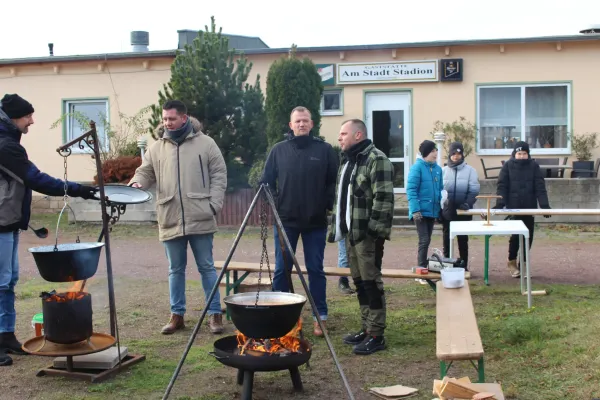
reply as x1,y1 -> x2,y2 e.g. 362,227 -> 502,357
130,182 -> 142,188
73,185 -> 99,200
412,212 -> 423,222
542,205 -> 552,218
458,203 -> 470,211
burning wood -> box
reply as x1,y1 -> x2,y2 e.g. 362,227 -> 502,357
41,290 -> 86,303
236,318 -> 306,356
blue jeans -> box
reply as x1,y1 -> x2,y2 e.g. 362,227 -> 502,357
163,234 -> 221,316
273,226 -> 328,320
338,238 -> 349,268
0,231 -> 19,334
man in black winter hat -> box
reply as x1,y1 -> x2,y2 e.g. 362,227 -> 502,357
494,140 -> 551,278
0,93 -> 99,367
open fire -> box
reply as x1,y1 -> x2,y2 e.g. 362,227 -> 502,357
43,279 -> 86,302
236,318 -> 307,356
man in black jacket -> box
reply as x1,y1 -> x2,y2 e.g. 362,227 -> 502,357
261,106 -> 339,337
495,141 -> 550,278
0,94 -> 98,367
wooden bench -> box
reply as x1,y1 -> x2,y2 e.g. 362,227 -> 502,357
436,280 -> 485,383
215,261 -> 472,292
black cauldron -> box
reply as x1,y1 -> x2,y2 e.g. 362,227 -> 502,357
223,292 -> 306,339
29,242 -> 104,282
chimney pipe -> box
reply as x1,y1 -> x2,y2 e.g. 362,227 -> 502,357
130,31 -> 149,52
48,43 -> 54,56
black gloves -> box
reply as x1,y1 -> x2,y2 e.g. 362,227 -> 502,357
458,203 -> 470,211
69,184 -> 99,200
541,205 -> 551,219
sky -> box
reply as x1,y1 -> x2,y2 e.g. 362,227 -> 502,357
2,0 -> 599,59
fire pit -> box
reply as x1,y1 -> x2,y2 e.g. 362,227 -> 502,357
210,320 -> 312,400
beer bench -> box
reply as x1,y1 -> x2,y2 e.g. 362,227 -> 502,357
214,261 -> 471,319
436,280 -> 485,383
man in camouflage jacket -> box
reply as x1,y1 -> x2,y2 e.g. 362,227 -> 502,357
328,118 -> 394,355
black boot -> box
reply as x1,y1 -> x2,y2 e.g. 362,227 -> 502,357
0,349 -> 12,366
338,277 -> 355,295
0,332 -> 27,355
353,335 -> 386,355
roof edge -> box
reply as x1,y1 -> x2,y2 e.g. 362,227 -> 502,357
2,34 -> 599,66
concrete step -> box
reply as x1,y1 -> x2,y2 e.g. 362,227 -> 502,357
393,207 -> 409,216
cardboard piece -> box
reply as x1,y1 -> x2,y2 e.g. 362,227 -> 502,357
368,384 -> 419,399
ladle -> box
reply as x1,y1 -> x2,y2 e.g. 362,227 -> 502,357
29,225 -> 49,239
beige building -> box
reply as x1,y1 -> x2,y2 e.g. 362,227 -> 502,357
2,30 -> 600,196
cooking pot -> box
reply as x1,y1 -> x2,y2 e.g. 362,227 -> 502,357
28,203 -> 104,282
224,291 -> 306,339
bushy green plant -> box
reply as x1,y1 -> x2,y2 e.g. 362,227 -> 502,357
568,132 -> 599,161
429,117 -> 477,158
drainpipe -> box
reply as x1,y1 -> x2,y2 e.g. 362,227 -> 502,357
433,132 -> 446,166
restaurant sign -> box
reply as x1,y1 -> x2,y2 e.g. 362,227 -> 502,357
336,60 -> 438,84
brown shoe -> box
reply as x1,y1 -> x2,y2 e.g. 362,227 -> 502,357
208,314 -> 224,334
507,259 -> 520,278
313,321 -> 325,337
161,314 -> 185,334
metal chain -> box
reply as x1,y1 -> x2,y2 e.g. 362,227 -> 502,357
255,197 -> 272,306
62,155 -> 69,205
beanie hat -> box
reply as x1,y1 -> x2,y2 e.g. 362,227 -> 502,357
513,141 -> 530,156
419,140 -> 437,158
449,142 -> 464,156
1,94 -> 35,119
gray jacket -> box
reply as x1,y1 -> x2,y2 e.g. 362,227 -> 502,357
442,162 -> 480,208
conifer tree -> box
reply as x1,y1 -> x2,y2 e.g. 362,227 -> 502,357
148,16 -> 267,190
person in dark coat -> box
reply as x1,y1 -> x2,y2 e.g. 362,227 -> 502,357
260,106 -> 339,337
495,141 -> 551,278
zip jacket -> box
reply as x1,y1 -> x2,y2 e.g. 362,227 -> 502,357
130,117 -> 227,241
407,157 -> 443,219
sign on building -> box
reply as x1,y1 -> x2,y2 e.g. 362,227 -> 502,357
316,64 -> 335,86
336,60 -> 439,84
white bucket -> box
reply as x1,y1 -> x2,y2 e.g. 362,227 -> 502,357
441,268 -> 465,289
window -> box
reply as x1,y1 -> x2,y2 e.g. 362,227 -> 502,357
64,99 -> 109,153
320,89 -> 343,116
477,83 -> 570,154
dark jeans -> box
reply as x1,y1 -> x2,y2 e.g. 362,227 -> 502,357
346,236 -> 386,336
273,225 -> 328,320
415,217 -> 435,267
508,215 -> 535,261
442,215 -> 473,268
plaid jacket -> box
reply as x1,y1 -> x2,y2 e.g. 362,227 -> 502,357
328,142 -> 395,244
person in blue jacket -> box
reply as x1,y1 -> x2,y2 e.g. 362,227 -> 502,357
407,140 -> 443,268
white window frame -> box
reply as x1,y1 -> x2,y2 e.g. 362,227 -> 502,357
63,98 -> 110,154
476,82 -> 572,156
320,89 -> 344,116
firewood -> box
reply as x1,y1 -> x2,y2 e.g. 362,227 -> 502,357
439,378 -> 480,399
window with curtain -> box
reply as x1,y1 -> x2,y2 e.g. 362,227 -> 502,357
477,84 -> 570,153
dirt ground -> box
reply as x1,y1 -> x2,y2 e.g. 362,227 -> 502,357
2,226 -> 600,400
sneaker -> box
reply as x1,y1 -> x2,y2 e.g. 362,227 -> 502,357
338,277 -> 355,295
353,335 -> 386,355
342,330 -> 367,345
0,349 -> 12,367
0,333 -> 27,355
507,259 -> 520,278
208,314 -> 224,334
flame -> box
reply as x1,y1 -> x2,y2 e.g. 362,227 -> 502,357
236,318 -> 307,356
44,279 -> 87,303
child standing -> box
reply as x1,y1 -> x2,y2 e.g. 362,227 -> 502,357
407,140 -> 443,268
495,141 -> 551,277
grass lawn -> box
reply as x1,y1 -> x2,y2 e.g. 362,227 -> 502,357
9,275 -> 600,400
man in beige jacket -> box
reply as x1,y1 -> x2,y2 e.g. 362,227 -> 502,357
130,100 -> 227,334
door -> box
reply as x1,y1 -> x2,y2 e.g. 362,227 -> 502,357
365,92 -> 411,194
